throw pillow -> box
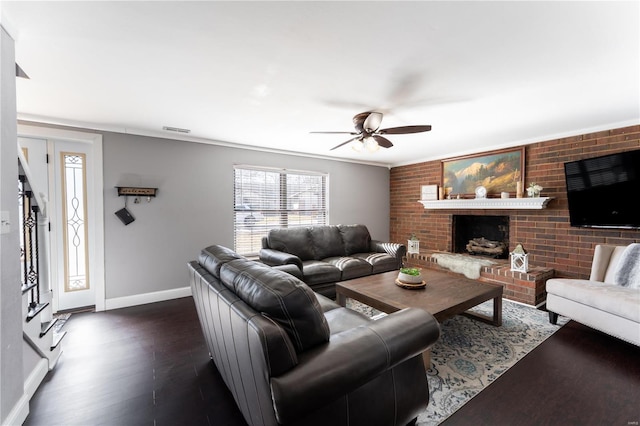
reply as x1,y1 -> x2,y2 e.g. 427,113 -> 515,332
613,243 -> 640,289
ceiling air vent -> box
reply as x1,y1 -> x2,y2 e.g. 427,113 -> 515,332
162,126 -> 191,134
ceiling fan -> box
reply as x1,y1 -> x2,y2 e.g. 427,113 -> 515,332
311,111 -> 432,152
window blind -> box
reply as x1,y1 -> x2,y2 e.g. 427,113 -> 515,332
233,166 -> 328,256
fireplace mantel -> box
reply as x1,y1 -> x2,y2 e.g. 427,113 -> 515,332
418,197 -> 554,210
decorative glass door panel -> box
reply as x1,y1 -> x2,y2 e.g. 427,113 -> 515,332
61,152 -> 90,293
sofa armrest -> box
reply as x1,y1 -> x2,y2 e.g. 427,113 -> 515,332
371,240 -> 407,266
259,248 -> 303,270
270,308 -> 440,423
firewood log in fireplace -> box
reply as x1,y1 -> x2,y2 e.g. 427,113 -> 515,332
466,237 -> 507,257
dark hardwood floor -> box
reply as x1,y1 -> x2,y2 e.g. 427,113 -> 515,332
24,297 -> 640,426
24,297 -> 246,426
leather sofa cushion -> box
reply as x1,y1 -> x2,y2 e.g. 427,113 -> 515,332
220,258 -> 330,352
323,307 -> 372,335
315,293 -> 341,313
352,252 -> 399,273
267,227 -> 315,260
338,224 -> 371,255
302,260 -> 342,285
199,245 -> 245,278
310,225 -> 345,259
324,257 -> 372,280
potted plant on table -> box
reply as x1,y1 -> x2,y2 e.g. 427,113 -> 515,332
398,267 -> 423,284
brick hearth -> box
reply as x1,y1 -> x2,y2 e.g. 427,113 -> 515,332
406,251 -> 553,306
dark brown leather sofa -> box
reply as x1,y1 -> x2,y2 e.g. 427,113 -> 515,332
259,224 -> 406,298
189,245 -> 440,426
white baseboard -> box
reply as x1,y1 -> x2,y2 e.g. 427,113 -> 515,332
24,358 -> 48,399
2,358 -> 46,426
2,392 -> 29,426
104,286 -> 192,311
3,358 -> 48,425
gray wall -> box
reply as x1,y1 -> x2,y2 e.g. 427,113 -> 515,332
1,25 -> 24,424
102,132 -> 391,299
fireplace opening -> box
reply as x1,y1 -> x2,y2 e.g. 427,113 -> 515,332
452,215 -> 509,259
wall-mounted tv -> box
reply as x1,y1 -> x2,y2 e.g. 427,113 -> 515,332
564,149 -> 640,229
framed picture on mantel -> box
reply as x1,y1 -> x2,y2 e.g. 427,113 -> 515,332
441,147 -> 524,197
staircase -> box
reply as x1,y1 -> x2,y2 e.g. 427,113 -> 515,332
18,149 -> 65,398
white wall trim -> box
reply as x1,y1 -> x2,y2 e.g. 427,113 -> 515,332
105,286 -> 192,311
2,391 -> 29,426
23,359 -> 48,400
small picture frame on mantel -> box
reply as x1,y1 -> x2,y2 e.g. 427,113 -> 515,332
421,184 -> 438,201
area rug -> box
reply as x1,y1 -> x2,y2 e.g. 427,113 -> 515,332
347,298 -> 568,425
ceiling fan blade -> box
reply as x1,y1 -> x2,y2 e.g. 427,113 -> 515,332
378,125 -> 432,135
330,136 -> 360,151
310,131 -> 359,135
363,112 -> 383,132
373,135 -> 393,148
352,111 -> 370,133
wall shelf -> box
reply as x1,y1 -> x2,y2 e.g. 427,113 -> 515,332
116,186 -> 158,197
418,197 -> 554,210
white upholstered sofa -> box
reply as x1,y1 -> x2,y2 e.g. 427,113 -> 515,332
546,244 -> 640,346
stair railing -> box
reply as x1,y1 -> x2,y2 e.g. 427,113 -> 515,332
18,148 -> 50,320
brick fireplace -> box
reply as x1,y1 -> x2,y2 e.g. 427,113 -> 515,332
406,212 -> 552,306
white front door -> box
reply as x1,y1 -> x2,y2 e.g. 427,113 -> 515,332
52,141 -> 96,311
18,126 -> 105,312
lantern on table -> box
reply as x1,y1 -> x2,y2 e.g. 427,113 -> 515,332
510,243 -> 529,272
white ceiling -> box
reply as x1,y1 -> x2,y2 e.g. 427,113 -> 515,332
2,1 -> 639,167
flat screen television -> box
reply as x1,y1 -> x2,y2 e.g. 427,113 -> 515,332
564,149 -> 640,229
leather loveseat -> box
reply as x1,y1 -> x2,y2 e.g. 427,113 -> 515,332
188,244 -> 440,426
259,224 -> 406,298
546,244 -> 640,346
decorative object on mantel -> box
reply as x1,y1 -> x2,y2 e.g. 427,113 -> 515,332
421,185 -> 438,201
418,197 -> 554,210
516,181 -> 523,198
510,243 -> 529,272
432,252 -> 495,279
474,185 -> 487,199
407,233 -> 420,254
526,183 -> 543,197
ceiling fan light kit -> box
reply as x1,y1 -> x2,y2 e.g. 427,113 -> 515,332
311,111 -> 432,153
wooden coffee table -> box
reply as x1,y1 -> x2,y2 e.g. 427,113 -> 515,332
336,269 -> 503,366
336,269 -> 503,325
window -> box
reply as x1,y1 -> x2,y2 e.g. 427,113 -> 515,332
234,165 -> 328,256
